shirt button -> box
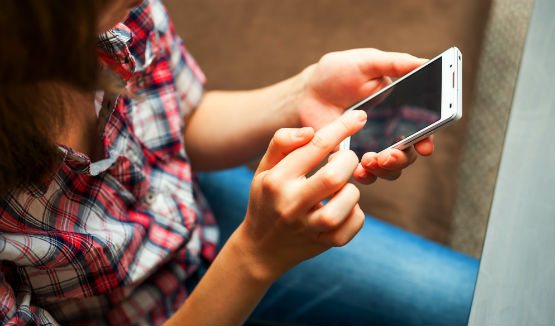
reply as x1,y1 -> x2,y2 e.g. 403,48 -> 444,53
143,191 -> 156,205
136,76 -> 146,88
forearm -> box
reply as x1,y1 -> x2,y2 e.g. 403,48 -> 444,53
184,67 -> 312,171
164,227 -> 277,326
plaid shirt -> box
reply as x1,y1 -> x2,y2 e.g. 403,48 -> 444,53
0,1 -> 218,325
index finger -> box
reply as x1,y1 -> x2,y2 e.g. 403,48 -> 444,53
272,110 -> 367,178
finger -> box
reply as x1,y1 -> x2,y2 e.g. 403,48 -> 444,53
273,110 -> 366,177
375,148 -> 417,170
307,183 -> 360,232
353,164 -> 377,185
327,151 -> 339,163
365,167 -> 402,181
353,48 -> 428,79
358,76 -> 392,99
318,204 -> 365,247
361,152 -> 403,180
303,150 -> 359,208
414,135 -> 434,156
256,127 -> 314,176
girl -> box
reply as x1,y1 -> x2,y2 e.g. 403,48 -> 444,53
0,0 -> 477,325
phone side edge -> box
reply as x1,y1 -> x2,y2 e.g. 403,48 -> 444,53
389,113 -> 461,151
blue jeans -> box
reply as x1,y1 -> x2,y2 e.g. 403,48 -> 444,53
197,166 -> 478,325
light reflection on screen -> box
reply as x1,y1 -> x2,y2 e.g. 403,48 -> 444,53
350,57 -> 442,158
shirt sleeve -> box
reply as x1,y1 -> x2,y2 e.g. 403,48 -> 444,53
152,0 -> 206,119
0,272 -> 58,326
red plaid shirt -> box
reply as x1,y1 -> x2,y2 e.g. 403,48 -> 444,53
0,1 -> 218,325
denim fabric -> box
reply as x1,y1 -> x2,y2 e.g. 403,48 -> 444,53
197,166 -> 478,325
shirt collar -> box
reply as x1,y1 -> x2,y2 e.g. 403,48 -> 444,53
54,24 -> 137,176
30,26 -> 136,193
97,23 -> 136,81
27,146 -> 98,197
58,144 -> 118,177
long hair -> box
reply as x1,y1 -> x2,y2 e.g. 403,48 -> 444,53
0,0 -> 107,196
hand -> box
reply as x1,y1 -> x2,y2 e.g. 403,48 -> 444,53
353,137 -> 434,184
234,110 -> 367,281
297,48 -> 434,184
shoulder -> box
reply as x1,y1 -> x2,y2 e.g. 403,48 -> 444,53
125,0 -> 173,46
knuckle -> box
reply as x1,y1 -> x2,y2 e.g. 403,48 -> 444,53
395,53 -> 412,66
353,211 -> 365,233
339,113 -> 353,131
321,168 -> 344,189
330,149 -> 350,163
391,61 -> 404,74
272,128 -> 289,146
319,51 -> 341,65
310,133 -> 330,152
261,172 -> 281,193
275,203 -> 296,221
345,150 -> 359,167
318,210 -> 340,229
401,52 -> 415,62
379,76 -> 391,88
331,234 -> 350,247
345,183 -> 360,201
358,208 -> 365,223
253,171 -> 268,186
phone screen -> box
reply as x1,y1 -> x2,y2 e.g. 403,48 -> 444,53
350,57 -> 442,158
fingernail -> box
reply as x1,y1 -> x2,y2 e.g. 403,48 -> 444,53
384,154 -> 397,166
358,168 -> 368,178
355,110 -> 367,123
295,127 -> 312,139
364,156 -> 377,168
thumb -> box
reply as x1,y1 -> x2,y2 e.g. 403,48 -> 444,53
255,127 -> 314,175
353,48 -> 428,79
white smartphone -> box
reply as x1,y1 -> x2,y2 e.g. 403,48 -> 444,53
340,47 -> 462,158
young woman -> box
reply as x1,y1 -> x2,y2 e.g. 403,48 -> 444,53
0,0 -> 478,325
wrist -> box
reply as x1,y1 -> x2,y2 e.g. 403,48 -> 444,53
224,224 -> 284,284
278,64 -> 316,128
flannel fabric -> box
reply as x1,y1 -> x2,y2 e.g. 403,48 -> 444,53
0,0 -> 218,324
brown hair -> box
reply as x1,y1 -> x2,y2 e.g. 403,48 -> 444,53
0,0 -> 107,196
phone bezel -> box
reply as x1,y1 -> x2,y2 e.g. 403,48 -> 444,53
339,47 -> 462,153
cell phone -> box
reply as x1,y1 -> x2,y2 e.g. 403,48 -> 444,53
339,47 -> 462,158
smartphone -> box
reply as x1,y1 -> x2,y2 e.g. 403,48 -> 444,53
339,47 -> 462,158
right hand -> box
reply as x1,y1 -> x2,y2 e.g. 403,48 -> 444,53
232,110 -> 367,281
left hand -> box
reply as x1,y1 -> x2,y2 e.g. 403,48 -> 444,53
296,48 -> 434,184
